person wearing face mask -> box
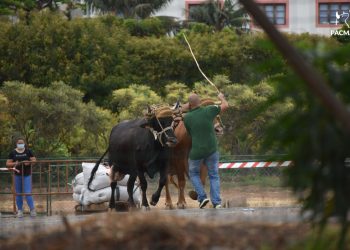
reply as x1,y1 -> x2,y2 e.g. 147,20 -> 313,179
6,138 -> 37,218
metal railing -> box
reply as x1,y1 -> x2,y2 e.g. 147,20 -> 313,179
0,156 -> 288,215
0,159 -> 98,215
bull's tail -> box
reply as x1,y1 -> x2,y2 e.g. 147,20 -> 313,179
87,147 -> 109,191
169,175 -> 179,189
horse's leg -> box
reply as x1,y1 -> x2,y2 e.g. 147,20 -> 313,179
165,175 -> 174,209
177,160 -> 187,209
138,172 -> 150,210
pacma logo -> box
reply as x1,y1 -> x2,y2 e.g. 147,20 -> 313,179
331,29 -> 350,35
331,10 -> 350,36
336,11 -> 349,28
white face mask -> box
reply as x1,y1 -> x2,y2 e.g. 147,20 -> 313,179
17,143 -> 25,149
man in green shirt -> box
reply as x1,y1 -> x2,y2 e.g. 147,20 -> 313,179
184,92 -> 229,208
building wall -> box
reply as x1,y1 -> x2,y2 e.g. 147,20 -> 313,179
288,0 -> 312,34
273,0 -> 347,35
154,0 -> 350,36
155,0 -> 186,19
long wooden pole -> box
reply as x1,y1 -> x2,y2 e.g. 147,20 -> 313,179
239,0 -> 350,134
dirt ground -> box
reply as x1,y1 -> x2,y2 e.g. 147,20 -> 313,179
0,211 -> 309,250
51,185 -> 297,214
0,186 -> 334,250
0,185 -> 298,215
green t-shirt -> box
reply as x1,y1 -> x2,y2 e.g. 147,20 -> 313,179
184,105 -> 221,160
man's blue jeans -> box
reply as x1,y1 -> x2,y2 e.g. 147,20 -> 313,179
15,175 -> 35,211
188,151 -> 221,206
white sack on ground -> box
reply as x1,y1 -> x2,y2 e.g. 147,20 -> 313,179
81,185 -> 141,206
72,172 -> 84,186
73,192 -> 83,204
115,175 -> 129,186
82,162 -> 130,191
73,184 -> 84,194
82,162 -> 111,191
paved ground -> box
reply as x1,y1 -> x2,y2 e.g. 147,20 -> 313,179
0,206 -> 305,240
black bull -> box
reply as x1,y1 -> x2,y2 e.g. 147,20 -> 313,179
87,115 -> 178,210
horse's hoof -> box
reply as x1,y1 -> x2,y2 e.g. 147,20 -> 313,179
141,206 -> 151,211
177,203 -> 186,209
150,200 -> 157,206
165,203 -> 175,210
188,190 -> 198,200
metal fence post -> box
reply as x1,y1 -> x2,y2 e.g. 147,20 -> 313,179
48,163 -> 52,216
11,172 -> 16,215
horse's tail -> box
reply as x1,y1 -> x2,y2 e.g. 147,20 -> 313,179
87,147 -> 109,191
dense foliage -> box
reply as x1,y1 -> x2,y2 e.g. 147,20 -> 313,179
259,35 -> 350,248
0,81 -> 115,157
0,12 -> 341,159
88,0 -> 173,19
0,0 -> 68,15
1,9 -> 350,247
0,12 -> 271,106
188,0 -> 246,31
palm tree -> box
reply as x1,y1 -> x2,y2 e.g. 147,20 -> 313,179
187,0 -> 247,31
0,0 -> 61,15
89,0 -> 173,19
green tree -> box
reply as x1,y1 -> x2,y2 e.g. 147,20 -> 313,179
0,93 -> 15,157
0,0 -> 22,15
90,0 -> 173,19
1,81 -> 115,156
260,37 -> 350,247
0,0 -> 75,22
66,101 -> 116,156
0,13 -> 274,106
110,84 -> 162,120
0,0 -> 36,15
188,0 -> 246,31
163,82 -> 190,104
0,13 -> 131,106
123,17 -> 167,36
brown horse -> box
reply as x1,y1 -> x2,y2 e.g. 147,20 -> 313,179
165,99 -> 223,209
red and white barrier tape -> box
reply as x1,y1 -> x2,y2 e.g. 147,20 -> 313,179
219,161 -> 292,169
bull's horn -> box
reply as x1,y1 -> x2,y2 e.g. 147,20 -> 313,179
172,100 -> 180,110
